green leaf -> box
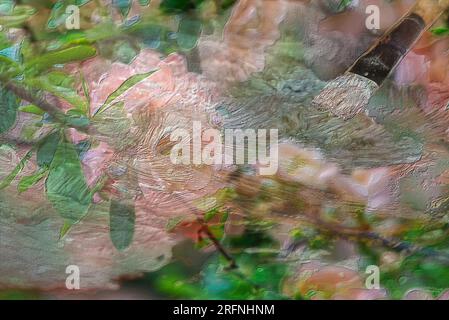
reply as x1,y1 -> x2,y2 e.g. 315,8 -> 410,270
204,208 -> 219,222
24,45 -> 97,75
46,0 -> 65,29
177,17 -> 202,51
431,27 -> 449,36
337,0 -> 353,10
47,70 -> 75,87
109,199 -> 135,250
113,0 -> 131,17
59,220 -> 74,240
18,104 -> 45,116
94,70 -> 156,116
0,54 -> 21,76
66,109 -> 90,127
49,31 -> 90,49
80,72 -> 90,114
37,131 -> 60,167
0,149 -> 33,190
45,138 -> 92,222
0,5 -> 36,27
0,0 -> 14,14
0,43 -> 22,63
17,168 -> 48,193
0,87 -> 20,134
160,0 -> 204,14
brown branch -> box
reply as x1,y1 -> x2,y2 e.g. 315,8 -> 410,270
6,82 -> 66,121
163,189 -> 238,269
0,135 -> 35,146
4,82 -> 90,132
308,215 -> 449,263
197,218 -> 238,269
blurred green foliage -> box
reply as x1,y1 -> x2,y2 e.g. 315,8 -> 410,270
146,228 -> 288,300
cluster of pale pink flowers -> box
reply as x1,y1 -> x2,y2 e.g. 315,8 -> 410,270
49,49 -> 227,290
277,143 -> 395,214
67,47 -> 230,221
395,32 -> 449,111
199,0 -> 287,84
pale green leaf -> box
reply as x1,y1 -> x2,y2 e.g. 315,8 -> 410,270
18,104 -> 45,116
17,168 -> 48,193
94,70 -> 156,116
24,45 -> 96,75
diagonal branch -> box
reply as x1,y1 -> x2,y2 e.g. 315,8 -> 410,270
309,215 -> 449,263
4,81 -> 90,132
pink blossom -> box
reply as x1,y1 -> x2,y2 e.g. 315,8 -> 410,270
288,263 -> 387,300
199,0 -> 287,85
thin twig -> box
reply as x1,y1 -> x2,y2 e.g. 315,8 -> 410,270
5,82 -> 65,121
310,216 -> 449,263
197,217 -> 238,269
4,81 -> 90,132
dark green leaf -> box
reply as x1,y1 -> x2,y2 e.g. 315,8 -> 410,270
219,0 -> 236,10
113,0 -> 131,17
160,0 -> 204,14
0,87 -> 20,134
45,139 -> 91,222
337,0 -> 353,10
66,109 -> 90,127
37,131 -> 60,167
75,139 -> 91,159
109,199 -> 135,250
177,17 -> 201,51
